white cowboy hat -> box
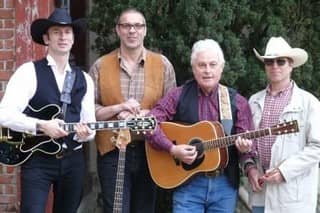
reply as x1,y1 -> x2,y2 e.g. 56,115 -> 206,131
253,36 -> 308,68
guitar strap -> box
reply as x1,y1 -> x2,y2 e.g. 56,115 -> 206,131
59,70 -> 76,150
218,84 -> 233,136
60,70 -> 76,119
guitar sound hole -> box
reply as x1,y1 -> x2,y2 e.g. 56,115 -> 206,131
181,138 -> 205,171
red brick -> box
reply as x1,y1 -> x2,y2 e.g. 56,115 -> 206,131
5,0 -> 14,8
0,174 -> 15,184
0,195 -> 16,203
0,9 -> 13,19
0,51 -> 13,60
0,62 -> 3,70
0,30 -> 13,39
4,184 -> 15,194
7,203 -> 20,212
5,166 -> 15,174
4,39 -> 14,49
0,41 -> 3,49
5,61 -> 14,71
0,1 -> 3,8
0,71 -> 12,80
4,20 -> 14,28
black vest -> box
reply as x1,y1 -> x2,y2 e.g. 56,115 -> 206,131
174,80 -> 240,189
24,58 -> 87,150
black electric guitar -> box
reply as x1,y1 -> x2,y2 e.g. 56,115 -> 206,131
0,104 -> 156,166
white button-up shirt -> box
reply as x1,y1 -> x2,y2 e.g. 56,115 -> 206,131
0,55 -> 96,142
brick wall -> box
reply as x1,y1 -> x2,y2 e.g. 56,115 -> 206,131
0,0 -> 54,212
0,0 -> 19,212
0,0 -> 15,99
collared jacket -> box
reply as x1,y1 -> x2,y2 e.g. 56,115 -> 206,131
249,82 -> 320,213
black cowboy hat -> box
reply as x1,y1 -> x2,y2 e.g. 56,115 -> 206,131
30,8 -> 86,45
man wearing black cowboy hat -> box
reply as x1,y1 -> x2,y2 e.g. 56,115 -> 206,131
0,8 -> 95,213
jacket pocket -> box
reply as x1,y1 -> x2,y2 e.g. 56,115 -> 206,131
278,178 -> 300,204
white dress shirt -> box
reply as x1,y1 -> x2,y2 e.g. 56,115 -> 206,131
0,55 -> 96,142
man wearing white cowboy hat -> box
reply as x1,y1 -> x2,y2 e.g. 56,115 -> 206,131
242,36 -> 320,213
0,8 -> 95,213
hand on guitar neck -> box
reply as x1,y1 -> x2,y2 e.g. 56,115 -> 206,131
37,119 -> 92,141
36,119 -> 68,139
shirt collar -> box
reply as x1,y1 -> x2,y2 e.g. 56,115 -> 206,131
197,84 -> 219,97
266,80 -> 293,97
117,47 -> 146,65
46,55 -> 72,73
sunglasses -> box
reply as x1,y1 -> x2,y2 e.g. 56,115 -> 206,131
264,58 -> 287,66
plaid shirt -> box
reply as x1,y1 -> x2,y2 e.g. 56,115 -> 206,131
147,84 -> 254,152
89,48 -> 176,110
258,82 -> 293,169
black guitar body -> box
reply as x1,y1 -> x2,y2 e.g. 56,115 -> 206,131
0,104 -> 63,166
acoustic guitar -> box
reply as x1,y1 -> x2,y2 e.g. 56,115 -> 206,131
146,120 -> 299,189
0,104 -> 156,166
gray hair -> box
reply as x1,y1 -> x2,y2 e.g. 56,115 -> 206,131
190,39 -> 225,65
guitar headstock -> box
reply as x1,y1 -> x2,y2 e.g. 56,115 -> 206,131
126,116 -> 156,133
112,129 -> 131,151
270,120 -> 299,135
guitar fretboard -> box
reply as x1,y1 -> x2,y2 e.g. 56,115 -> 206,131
113,150 -> 126,213
62,120 -> 129,132
204,125 -> 295,150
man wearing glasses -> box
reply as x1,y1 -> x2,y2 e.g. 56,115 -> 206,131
89,8 -> 176,213
243,36 -> 320,213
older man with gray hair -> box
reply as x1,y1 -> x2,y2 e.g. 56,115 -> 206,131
146,38 -> 254,212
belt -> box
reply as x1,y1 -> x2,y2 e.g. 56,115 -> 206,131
56,146 -> 83,159
203,169 -> 224,177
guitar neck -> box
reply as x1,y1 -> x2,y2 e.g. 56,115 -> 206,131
62,120 -> 129,132
113,150 -> 126,213
206,127 -> 273,150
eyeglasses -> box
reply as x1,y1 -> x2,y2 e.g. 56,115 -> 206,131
117,23 -> 146,31
264,58 -> 287,66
